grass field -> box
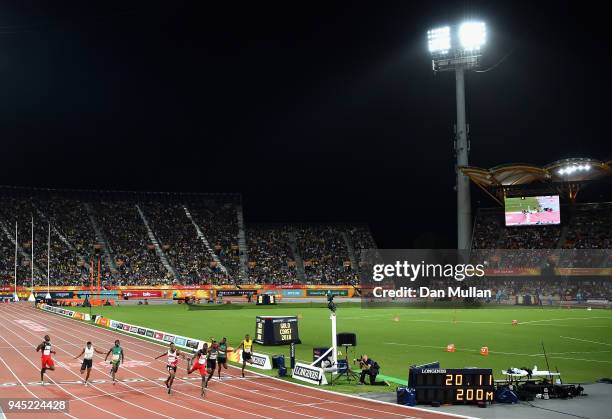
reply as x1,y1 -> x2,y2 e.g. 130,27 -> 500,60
504,197 -> 540,213
71,303 -> 612,390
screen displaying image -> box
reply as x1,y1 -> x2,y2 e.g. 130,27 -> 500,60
504,195 -> 561,226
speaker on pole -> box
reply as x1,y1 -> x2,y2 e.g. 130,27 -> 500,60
336,333 -> 357,347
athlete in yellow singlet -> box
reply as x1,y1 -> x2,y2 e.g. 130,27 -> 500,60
238,334 -> 254,377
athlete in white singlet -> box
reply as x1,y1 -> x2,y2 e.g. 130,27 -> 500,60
74,341 -> 105,385
155,343 -> 183,394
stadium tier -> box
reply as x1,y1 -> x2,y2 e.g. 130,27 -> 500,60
472,202 -> 612,253
471,202 -> 612,302
0,189 -> 374,287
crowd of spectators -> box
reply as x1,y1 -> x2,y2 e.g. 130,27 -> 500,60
140,202 -> 227,284
93,201 -> 171,285
0,192 -> 253,287
246,225 -> 297,283
40,198 -> 102,284
0,229 -> 15,283
472,203 -> 611,270
188,201 -> 241,279
475,278 -> 612,302
563,203 -> 612,250
296,225 -> 355,284
3,189 -> 610,290
0,196 -> 92,285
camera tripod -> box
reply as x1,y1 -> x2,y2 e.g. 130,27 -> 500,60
331,344 -> 360,384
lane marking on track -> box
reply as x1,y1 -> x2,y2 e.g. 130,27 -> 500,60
14,319 -> 48,332
520,316 -> 612,324
7,306 -> 261,419
343,314 -> 612,325
24,310 -> 320,419
384,341 -> 612,356
0,375 -> 267,388
384,342 -> 612,362
17,304 -> 463,419
59,360 -> 151,369
0,310 -> 178,419
560,336 -> 612,347
0,327 -> 117,419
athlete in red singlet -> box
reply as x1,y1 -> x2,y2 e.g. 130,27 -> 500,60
187,342 -> 209,397
35,335 -> 56,384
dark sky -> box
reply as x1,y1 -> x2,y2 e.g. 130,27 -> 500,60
1,1 -> 611,248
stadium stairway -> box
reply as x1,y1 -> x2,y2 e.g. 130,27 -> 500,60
0,219 -> 45,279
35,208 -> 92,274
182,204 -> 229,276
135,204 -> 178,280
84,203 -> 119,278
555,205 -> 575,249
236,204 -> 249,281
342,231 -> 358,273
288,231 -> 306,281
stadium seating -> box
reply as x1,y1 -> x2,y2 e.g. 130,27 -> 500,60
472,203 -> 612,301
0,189 -> 375,286
4,188 -> 607,293
246,225 -> 297,284
472,203 -> 612,262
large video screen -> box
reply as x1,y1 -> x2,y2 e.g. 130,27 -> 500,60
504,195 -> 561,226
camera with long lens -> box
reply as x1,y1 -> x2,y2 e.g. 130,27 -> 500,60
327,292 -> 337,313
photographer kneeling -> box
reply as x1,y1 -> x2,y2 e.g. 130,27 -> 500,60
356,354 -> 388,386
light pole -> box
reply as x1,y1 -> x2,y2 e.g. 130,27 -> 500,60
428,22 -> 486,250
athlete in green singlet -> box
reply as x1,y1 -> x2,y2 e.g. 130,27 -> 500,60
104,340 -> 125,384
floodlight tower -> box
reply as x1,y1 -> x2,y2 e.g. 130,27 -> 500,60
428,22 -> 486,250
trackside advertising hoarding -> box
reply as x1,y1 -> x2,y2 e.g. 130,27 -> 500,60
90,314 -> 272,369
101,318 -> 204,352
38,303 -> 91,321
237,351 -> 272,370
292,362 -> 327,385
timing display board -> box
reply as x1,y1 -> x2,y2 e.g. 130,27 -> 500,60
256,294 -> 276,305
408,368 -> 494,404
255,316 -> 300,345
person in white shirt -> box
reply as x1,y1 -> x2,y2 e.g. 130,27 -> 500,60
74,341 -> 105,385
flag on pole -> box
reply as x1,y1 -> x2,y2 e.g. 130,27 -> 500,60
28,215 -> 36,302
14,221 -> 19,302
45,223 -> 51,300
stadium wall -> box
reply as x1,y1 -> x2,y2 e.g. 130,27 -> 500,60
0,284 -> 357,301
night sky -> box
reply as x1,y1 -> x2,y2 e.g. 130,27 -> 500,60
1,1 -> 611,248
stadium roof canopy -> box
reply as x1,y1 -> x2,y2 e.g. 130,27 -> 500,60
460,158 -> 612,204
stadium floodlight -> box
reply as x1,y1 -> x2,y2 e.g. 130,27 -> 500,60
428,26 -> 451,54
459,22 -> 486,51
427,20 -> 487,250
558,164 -> 591,175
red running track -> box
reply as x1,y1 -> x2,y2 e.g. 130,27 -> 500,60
0,303 -> 469,419
505,211 -> 560,226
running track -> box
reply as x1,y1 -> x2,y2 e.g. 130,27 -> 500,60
0,303 -> 469,419
505,211 -> 559,226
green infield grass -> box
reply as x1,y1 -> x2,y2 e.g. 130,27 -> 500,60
70,303 -> 612,392
504,196 -> 541,213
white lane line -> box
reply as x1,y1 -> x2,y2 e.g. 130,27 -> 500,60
1,306 -> 221,419
560,336 -> 612,347
521,317 -> 612,324
0,329 -> 122,418
11,305 -> 271,419
23,304 -> 468,419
